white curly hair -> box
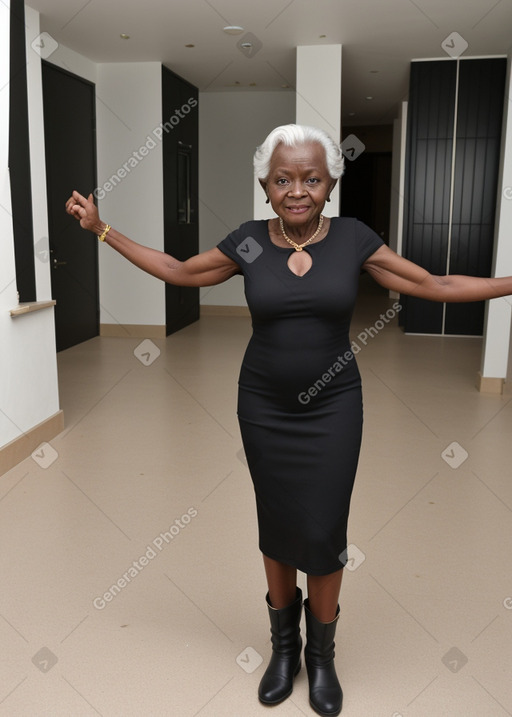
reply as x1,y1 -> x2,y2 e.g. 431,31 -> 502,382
253,124 -> 345,181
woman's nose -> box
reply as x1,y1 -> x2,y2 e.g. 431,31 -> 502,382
288,181 -> 306,196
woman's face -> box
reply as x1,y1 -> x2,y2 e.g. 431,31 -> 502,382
261,142 -> 336,228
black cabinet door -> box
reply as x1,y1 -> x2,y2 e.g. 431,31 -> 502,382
402,58 -> 506,336
162,66 -> 199,335
402,61 -> 456,334
445,58 -> 506,335
42,62 -> 99,351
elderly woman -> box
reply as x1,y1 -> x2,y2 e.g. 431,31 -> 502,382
66,124 -> 512,717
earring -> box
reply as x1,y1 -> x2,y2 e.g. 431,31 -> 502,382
326,197 -> 331,202
265,197 -> 270,204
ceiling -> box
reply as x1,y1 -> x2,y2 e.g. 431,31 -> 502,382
28,0 -> 512,126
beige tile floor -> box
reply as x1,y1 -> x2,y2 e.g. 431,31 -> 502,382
1,276 -> 512,717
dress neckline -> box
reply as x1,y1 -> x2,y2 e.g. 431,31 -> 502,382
265,217 -> 335,251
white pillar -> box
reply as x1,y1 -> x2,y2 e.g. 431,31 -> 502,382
254,44 -> 342,220
388,101 -> 408,299
296,45 -> 342,218
478,54 -> 512,393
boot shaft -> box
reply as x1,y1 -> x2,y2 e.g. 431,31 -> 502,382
304,598 -> 340,665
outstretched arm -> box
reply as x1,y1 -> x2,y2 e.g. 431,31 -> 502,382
65,190 -> 240,287
363,245 -> 512,302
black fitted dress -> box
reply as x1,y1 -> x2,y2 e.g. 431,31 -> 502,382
217,217 -> 384,575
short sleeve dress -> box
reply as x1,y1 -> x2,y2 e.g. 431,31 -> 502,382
217,217 -> 384,575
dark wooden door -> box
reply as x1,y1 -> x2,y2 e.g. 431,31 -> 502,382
401,60 -> 456,334
445,58 -> 507,335
402,58 -> 506,335
162,66 -> 199,335
42,62 -> 99,351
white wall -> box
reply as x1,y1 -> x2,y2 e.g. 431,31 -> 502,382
480,53 -> 512,382
389,102 -> 407,257
96,63 -> 165,327
1,5 -> 60,450
198,90 -> 295,306
388,101 -> 408,300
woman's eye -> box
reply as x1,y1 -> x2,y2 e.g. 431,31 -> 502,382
307,177 -> 320,184
277,178 -> 289,185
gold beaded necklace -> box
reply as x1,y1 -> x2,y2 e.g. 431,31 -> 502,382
279,214 -> 324,251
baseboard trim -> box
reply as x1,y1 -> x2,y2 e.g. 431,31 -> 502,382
0,410 -> 65,476
200,305 -> 250,317
476,371 -> 504,394
100,324 -> 167,338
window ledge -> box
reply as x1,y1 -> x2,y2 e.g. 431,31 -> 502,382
10,300 -> 56,317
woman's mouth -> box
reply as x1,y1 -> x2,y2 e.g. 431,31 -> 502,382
286,206 -> 310,214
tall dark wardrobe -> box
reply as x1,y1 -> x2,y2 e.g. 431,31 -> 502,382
401,58 -> 507,335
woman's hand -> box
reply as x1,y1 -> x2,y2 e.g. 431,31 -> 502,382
65,191 -> 104,234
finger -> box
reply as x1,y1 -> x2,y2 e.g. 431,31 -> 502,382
66,199 -> 80,215
72,190 -> 87,205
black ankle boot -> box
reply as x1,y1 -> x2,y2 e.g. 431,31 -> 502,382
258,587 -> 303,705
304,598 -> 343,716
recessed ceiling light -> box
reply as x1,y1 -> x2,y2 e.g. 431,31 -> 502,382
370,70 -> 379,73
185,44 -> 195,48
223,26 -> 244,35
319,34 -> 327,38
120,33 -> 130,39
348,112 -> 356,116
366,96 -> 373,100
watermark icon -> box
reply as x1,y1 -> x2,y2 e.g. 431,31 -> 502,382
236,646 -> 263,673
93,97 -> 198,200
441,442 -> 468,469
31,32 -> 58,59
339,543 -> 366,571
236,236 -> 263,264
237,32 -> 263,59
35,237 -> 50,263
341,134 -> 366,162
442,646 -> 468,673
93,508 -> 198,610
441,32 -> 468,59
298,302 -> 402,404
32,442 -> 58,469
503,187 -> 512,201
32,647 -> 58,673
134,339 -> 161,366
504,597 -> 512,610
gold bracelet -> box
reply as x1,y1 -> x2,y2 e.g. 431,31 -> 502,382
98,224 -> 111,242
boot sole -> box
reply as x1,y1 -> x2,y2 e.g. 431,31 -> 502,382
309,697 -> 342,716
